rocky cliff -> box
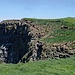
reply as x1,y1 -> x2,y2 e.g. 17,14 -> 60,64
0,19 -> 75,64
0,20 -> 32,63
0,19 -> 45,63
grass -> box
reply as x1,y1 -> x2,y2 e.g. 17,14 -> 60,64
43,29 -> 75,43
22,18 -> 62,26
22,17 -> 75,43
61,17 -> 75,27
0,57 -> 75,75
29,17 -> 75,43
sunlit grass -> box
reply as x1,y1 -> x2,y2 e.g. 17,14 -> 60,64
0,57 -> 75,75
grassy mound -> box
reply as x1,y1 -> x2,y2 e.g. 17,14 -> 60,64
0,57 -> 75,75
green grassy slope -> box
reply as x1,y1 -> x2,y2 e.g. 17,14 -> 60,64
61,17 -> 75,27
22,17 -> 75,43
0,57 -> 75,75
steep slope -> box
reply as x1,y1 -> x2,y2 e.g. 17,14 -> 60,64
0,17 -> 75,63
22,17 -> 75,43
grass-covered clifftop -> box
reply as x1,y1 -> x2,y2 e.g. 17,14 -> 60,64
22,17 -> 75,43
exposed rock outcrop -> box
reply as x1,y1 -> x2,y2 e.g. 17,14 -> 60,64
0,20 -> 32,63
0,19 -> 75,64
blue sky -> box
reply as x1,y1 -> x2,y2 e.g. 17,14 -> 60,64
0,0 -> 75,21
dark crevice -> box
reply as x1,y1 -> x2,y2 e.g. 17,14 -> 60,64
0,22 -> 32,64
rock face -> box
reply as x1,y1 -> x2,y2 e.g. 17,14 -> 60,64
0,19 -> 45,63
0,20 -> 32,63
0,19 -> 75,64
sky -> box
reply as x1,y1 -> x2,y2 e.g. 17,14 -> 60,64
0,0 -> 75,21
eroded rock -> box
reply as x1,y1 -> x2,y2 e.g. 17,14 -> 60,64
0,19 -> 75,64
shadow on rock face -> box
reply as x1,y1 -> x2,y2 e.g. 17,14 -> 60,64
0,21 -> 32,64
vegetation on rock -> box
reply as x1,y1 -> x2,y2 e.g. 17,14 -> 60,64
0,17 -> 75,63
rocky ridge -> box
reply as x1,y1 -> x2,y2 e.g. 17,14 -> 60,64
0,19 -> 75,63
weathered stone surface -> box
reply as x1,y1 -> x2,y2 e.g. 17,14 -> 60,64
0,19 -> 75,64
0,20 -> 32,63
